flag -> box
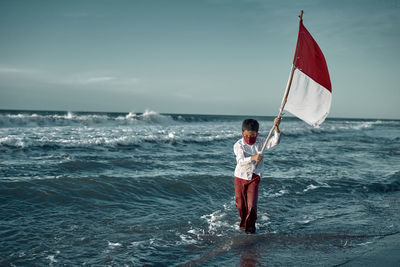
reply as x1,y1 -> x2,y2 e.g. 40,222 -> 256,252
284,19 -> 332,127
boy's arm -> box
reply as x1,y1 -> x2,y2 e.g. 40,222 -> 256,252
251,154 -> 263,164
234,143 -> 257,177
234,143 -> 263,165
274,116 -> 281,133
234,143 -> 252,165
234,143 -> 250,164
265,117 -> 281,149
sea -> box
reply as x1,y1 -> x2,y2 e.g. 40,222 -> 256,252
1,109 -> 399,266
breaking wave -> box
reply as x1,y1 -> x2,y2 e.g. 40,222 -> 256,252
0,110 -> 176,127
0,128 -> 239,149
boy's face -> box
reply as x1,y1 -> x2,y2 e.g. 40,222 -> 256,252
242,130 -> 258,138
242,130 -> 258,145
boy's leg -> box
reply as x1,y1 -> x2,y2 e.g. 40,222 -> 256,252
234,177 -> 247,228
244,174 -> 260,233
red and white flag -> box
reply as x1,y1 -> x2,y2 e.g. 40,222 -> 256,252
284,19 -> 332,127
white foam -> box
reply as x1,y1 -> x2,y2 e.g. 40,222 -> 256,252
304,182 -> 331,192
357,241 -> 373,246
325,120 -> 385,132
263,189 -> 288,198
259,213 -> 270,222
256,213 -> 272,228
0,123 -> 242,149
187,229 -> 196,234
304,184 -> 318,192
46,251 -> 60,264
108,241 -> 122,247
141,110 -> 174,123
297,215 -> 323,224
178,234 -> 197,245
186,227 -> 206,242
130,241 -> 141,246
0,136 -> 26,148
129,240 -> 147,249
200,200 -> 236,235
66,111 -> 73,119
0,110 -> 176,128
46,255 -> 57,263
125,112 -> 137,119
201,210 -> 227,234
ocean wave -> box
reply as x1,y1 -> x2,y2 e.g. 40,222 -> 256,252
314,172 -> 400,194
283,119 -> 396,135
0,109 -> 269,128
0,129 -> 239,149
0,110 -> 177,127
367,171 -> 400,193
321,120 -> 389,131
118,110 -> 175,124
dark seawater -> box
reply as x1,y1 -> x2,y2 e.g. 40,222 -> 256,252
1,110 -> 399,266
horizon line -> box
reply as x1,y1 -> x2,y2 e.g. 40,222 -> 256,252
0,108 -> 397,121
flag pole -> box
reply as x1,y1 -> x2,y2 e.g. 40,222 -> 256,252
259,10 -> 303,155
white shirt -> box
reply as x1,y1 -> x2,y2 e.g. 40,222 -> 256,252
233,130 -> 280,180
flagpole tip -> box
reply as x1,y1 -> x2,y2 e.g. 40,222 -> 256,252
299,10 -> 303,21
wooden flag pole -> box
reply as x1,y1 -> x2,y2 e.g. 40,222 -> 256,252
259,10 -> 303,155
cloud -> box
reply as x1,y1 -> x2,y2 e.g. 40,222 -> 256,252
0,66 -> 47,87
0,66 -> 41,74
77,76 -> 117,84
0,65 -> 139,89
66,74 -> 139,87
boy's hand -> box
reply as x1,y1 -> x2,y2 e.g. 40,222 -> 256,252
251,153 -> 263,164
274,117 -> 281,133
274,116 -> 281,126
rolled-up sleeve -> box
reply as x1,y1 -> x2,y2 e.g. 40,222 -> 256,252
265,130 -> 280,149
234,142 -> 252,166
234,142 -> 255,179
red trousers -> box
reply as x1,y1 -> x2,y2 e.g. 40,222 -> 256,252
234,173 -> 260,233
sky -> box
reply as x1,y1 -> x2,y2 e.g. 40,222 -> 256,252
0,0 -> 399,119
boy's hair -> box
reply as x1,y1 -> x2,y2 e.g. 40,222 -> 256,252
242,119 -> 259,132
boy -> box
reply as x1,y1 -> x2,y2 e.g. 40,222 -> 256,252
233,117 -> 281,233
